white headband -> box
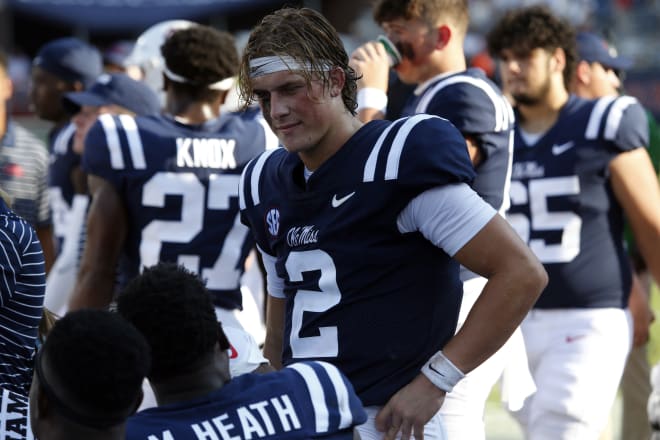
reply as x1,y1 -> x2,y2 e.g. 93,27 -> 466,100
248,56 -> 332,78
163,65 -> 235,91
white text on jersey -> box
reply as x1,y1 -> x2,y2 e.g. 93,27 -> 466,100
176,138 -> 237,169
190,394 -> 302,439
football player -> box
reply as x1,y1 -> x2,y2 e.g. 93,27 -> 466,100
68,26 -> 270,375
30,38 -> 102,304
572,30 -> 658,440
29,309 -> 150,440
237,7 -> 547,440
487,6 -> 660,439
119,262 -> 366,440
349,2 -> 522,437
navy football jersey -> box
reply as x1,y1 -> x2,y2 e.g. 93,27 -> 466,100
239,115 -> 476,406
48,123 -> 87,253
402,68 -> 514,213
126,361 -> 366,440
508,95 -> 649,309
82,113 -> 267,309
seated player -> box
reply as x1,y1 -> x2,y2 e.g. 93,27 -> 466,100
29,309 -> 150,440
118,262 -> 366,440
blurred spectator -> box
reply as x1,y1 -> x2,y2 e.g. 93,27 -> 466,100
0,49 -> 53,271
30,37 -> 102,277
102,40 -> 135,73
6,50 -> 32,115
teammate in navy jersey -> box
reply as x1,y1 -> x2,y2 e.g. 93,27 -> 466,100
69,26 -> 265,315
487,6 -> 660,439
572,31 -> 656,440
29,309 -> 150,440
43,73 -> 161,317
236,7 -> 547,440
70,26 -> 269,378
118,262 -> 365,440
350,3 -> 520,437
0,189 -> 45,397
30,38 -> 103,275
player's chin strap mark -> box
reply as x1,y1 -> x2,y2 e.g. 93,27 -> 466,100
421,350 -> 465,393
163,65 -> 235,91
248,56 -> 332,78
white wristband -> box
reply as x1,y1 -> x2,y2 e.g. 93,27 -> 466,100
356,88 -> 388,114
421,351 -> 465,393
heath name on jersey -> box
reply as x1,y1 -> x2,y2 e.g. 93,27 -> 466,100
83,113 -> 267,309
126,361 -> 366,440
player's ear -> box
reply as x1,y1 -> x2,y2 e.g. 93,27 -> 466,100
550,47 -> 566,75
328,66 -> 345,98
575,60 -> 592,85
435,25 -> 451,50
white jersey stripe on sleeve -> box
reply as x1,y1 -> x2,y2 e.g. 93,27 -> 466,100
315,361 -> 354,429
385,114 -> 434,181
53,123 -> 75,155
287,362 -> 329,433
363,122 -> 397,183
238,165 -> 248,211
98,114 -> 125,170
585,96 -> 616,140
604,96 -> 637,141
117,115 -> 146,170
415,76 -> 507,131
248,148 -> 279,207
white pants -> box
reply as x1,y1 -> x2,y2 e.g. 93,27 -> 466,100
356,406 -> 447,440
439,277 -> 532,440
512,308 -> 632,440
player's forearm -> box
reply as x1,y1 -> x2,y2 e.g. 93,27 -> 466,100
443,260 -> 547,374
69,266 -> 116,310
36,225 -> 55,274
263,295 -> 286,369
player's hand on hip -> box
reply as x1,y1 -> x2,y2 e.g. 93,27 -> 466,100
349,41 -> 391,91
375,374 -> 445,440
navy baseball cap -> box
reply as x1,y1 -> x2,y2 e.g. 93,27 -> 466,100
62,73 -> 161,116
33,37 -> 103,87
576,32 -> 633,71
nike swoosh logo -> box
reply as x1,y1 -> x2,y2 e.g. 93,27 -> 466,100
428,363 -> 446,377
331,192 -> 355,208
552,141 -> 575,155
565,335 -> 586,343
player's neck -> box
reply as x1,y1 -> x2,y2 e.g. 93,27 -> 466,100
424,46 -> 466,81
151,355 -> 230,406
167,99 -> 220,125
299,112 -> 362,171
517,86 -> 569,134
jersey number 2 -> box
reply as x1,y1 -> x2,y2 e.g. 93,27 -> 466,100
286,249 -> 340,358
